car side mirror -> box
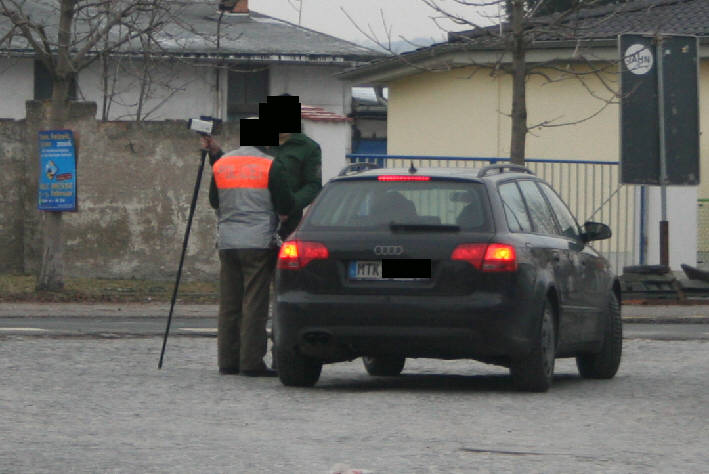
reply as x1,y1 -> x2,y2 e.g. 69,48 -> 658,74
582,221 -> 612,242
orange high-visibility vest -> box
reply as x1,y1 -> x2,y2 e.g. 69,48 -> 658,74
212,147 -> 277,249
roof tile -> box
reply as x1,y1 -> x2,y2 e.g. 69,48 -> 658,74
301,105 -> 351,123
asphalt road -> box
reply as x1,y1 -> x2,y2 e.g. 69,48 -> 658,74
1,335 -> 707,473
1,316 -> 708,340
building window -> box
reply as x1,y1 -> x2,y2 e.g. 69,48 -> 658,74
34,61 -> 77,100
227,67 -> 268,121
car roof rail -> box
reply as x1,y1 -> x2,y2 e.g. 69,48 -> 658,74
338,161 -> 382,176
476,164 -> 535,178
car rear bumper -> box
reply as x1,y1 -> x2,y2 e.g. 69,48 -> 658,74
274,292 -> 542,363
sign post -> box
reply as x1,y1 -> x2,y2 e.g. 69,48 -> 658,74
38,129 -> 77,212
619,34 -> 700,267
657,36 -> 669,266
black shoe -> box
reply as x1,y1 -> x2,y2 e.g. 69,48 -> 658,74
240,368 -> 277,377
219,367 -> 240,375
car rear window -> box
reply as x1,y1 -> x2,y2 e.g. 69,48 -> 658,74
304,179 -> 492,231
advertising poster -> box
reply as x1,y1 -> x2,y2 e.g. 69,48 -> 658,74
38,129 -> 77,211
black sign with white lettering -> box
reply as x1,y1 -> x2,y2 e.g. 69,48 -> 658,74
619,34 -> 700,185
662,36 -> 700,185
620,35 -> 660,184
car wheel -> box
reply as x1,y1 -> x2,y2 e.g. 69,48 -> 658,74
510,300 -> 556,392
362,356 -> 406,376
576,292 -> 622,379
276,347 -> 322,387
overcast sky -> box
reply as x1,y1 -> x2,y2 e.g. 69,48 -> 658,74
251,0 -> 497,49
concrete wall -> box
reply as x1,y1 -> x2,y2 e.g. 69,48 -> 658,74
0,118 -> 26,273
0,101 -> 346,279
0,101 -> 248,280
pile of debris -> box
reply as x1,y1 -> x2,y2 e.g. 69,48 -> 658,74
621,264 -> 709,303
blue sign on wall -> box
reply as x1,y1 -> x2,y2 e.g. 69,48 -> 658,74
38,130 -> 77,211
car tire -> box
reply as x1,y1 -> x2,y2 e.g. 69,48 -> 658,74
276,347 -> 322,387
362,356 -> 406,376
510,300 -> 556,392
576,292 -> 622,379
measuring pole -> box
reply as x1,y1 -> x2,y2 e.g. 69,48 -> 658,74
158,148 -> 208,369
656,36 -> 669,267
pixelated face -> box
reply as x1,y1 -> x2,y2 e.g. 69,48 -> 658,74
240,95 -> 301,147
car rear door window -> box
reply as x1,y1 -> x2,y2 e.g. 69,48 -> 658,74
305,179 -> 491,231
498,182 -> 532,233
538,183 -> 581,241
517,180 -> 558,235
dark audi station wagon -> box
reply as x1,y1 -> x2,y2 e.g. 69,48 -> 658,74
274,164 -> 622,391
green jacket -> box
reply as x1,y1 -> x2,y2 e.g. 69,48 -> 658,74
273,133 -> 322,237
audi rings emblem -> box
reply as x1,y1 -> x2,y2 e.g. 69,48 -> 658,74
374,245 -> 404,256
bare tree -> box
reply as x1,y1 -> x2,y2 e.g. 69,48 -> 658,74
345,0 -> 622,165
0,0 -> 180,290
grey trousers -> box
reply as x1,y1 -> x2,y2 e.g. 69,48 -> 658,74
218,248 -> 276,372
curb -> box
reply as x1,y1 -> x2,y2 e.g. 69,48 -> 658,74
622,317 -> 709,324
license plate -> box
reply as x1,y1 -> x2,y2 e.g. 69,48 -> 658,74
348,260 -> 431,280
349,260 -> 382,280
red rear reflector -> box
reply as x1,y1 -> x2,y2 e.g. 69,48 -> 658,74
378,175 -> 431,181
451,243 -> 517,272
277,241 -> 329,270
451,243 -> 487,268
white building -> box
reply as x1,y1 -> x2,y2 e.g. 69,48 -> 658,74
0,0 -> 384,179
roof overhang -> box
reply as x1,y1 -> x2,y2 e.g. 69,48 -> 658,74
339,36 -> 709,86
3,48 -> 374,66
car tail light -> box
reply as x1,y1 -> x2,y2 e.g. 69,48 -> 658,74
377,175 -> 431,181
482,243 -> 517,272
451,243 -> 487,268
277,240 -> 329,270
451,243 -> 517,272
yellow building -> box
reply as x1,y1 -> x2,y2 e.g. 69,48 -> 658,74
340,0 -> 708,270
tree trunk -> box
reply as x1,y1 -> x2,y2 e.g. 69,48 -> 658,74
36,78 -> 71,291
509,0 -> 527,165
37,212 -> 65,291
37,0 -> 77,291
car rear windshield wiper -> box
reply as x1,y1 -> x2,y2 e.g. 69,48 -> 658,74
389,223 -> 461,232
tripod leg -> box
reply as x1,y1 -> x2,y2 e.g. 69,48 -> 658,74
158,149 -> 208,369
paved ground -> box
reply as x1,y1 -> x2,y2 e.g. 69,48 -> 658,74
2,302 -> 708,472
1,336 -> 708,473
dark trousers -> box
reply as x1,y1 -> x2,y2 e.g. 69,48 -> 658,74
218,248 -> 276,372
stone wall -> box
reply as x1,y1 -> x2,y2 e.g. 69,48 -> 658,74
1,101 -> 241,280
0,119 -> 26,273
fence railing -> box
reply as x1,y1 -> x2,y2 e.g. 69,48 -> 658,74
347,154 -> 642,275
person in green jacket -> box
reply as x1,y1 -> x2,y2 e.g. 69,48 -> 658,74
273,131 -> 322,239
200,131 -> 322,234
